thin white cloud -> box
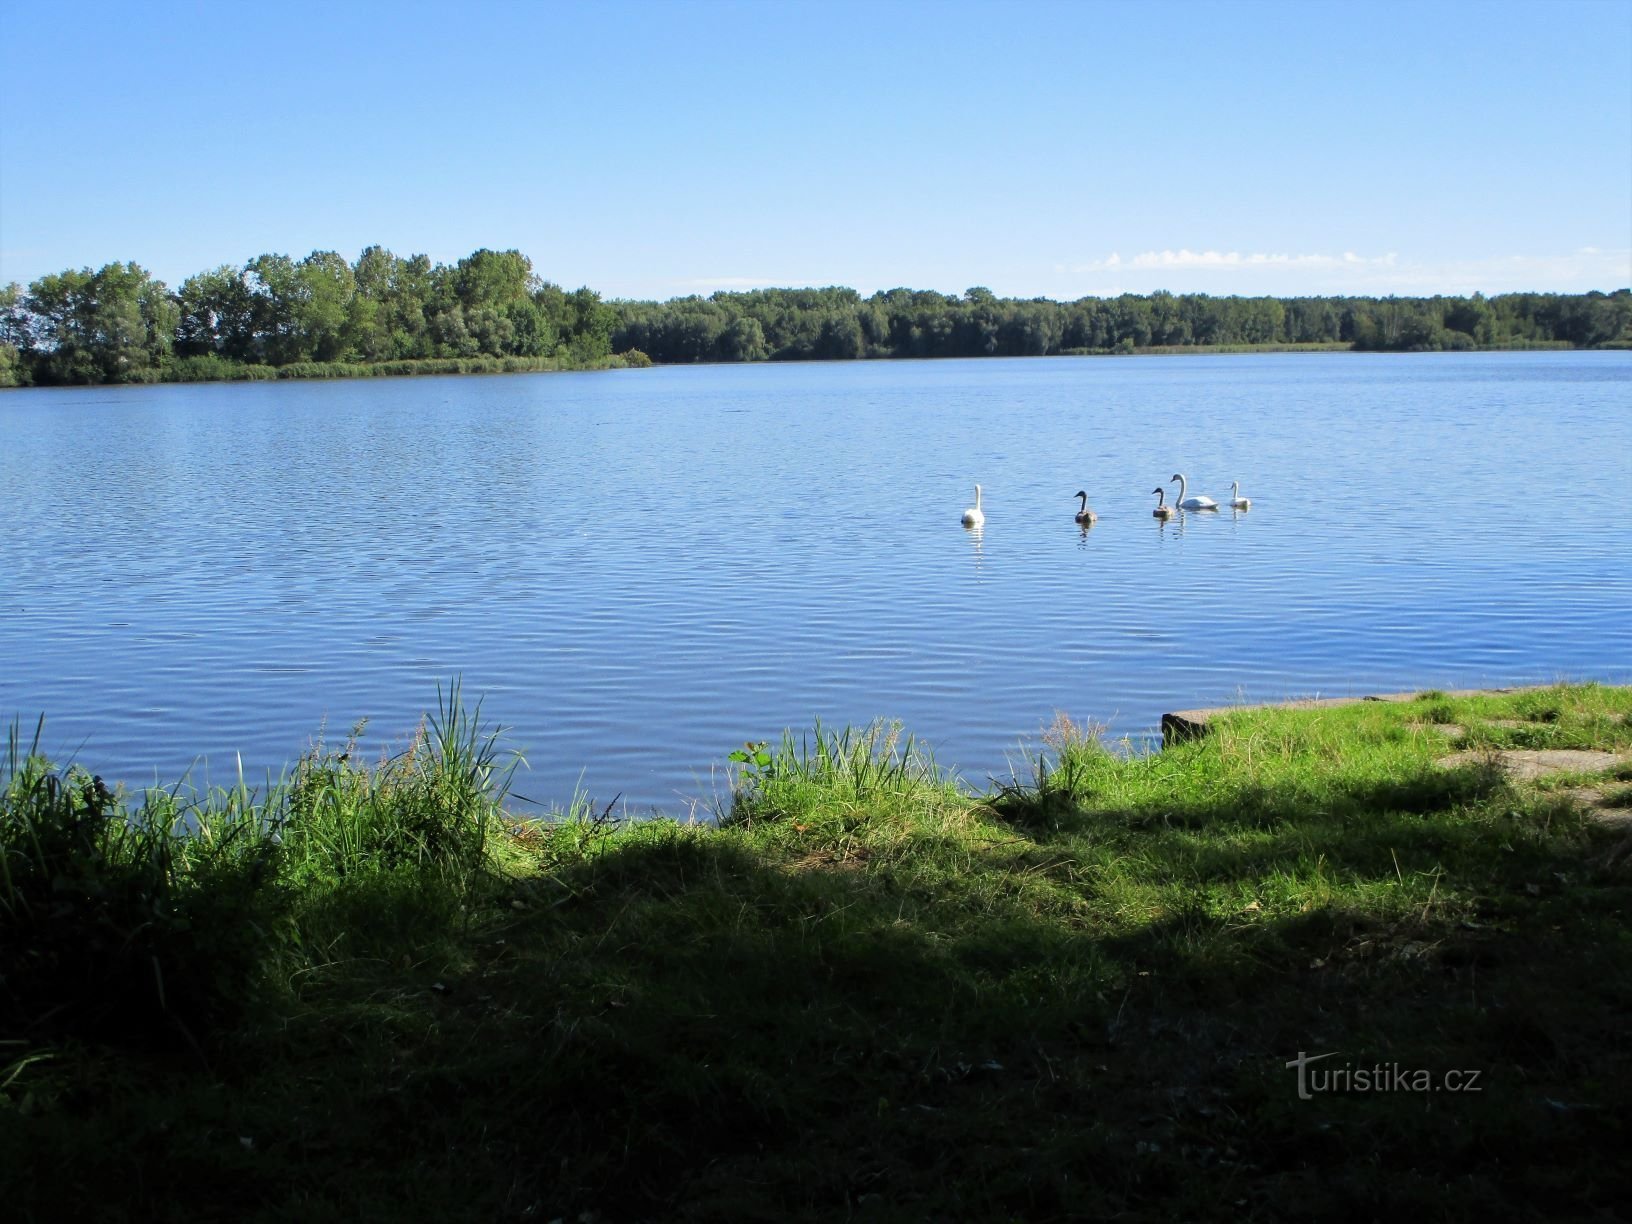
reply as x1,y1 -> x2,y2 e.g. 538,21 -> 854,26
672,276 -> 779,291
1073,249 -> 1399,273
1060,247 -> 1630,296
594,275 -> 794,299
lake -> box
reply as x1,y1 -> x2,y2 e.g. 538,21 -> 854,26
2,351 -> 1629,814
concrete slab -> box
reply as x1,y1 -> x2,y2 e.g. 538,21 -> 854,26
1562,787 -> 1632,828
1434,749 -> 1627,780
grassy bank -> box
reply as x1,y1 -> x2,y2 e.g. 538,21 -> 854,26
153,350 -> 653,384
1128,341 -> 1352,355
3,684 -> 1630,1220
11,340 -> 1621,390
0,351 -> 653,388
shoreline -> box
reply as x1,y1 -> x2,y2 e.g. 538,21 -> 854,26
6,680 -> 1630,1218
3,339 -> 1624,392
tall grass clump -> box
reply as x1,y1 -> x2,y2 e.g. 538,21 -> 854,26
280,682 -> 519,886
0,719 -> 282,1045
268,683 -> 524,970
1,683 -> 522,1050
724,719 -> 953,832
985,713 -> 1115,832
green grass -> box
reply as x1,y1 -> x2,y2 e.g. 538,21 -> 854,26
3,684 -> 1630,1221
157,351 -> 650,384
1132,341 -> 1355,355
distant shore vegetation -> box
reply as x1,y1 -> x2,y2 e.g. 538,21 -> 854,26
1,245 -> 1628,388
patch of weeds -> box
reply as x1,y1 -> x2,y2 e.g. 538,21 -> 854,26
1599,784 -> 1632,809
1418,699 -> 1461,726
282,680 -> 520,884
1,718 -> 285,1049
1500,689 -> 1566,725
1368,759 -> 1510,815
1490,723 -> 1561,750
724,719 -> 950,829
984,714 -> 1108,834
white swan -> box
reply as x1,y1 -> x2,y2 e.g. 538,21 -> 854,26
1151,486 -> 1175,519
1170,473 -> 1219,511
1073,490 -> 1098,526
962,483 -> 985,527
1229,481 -> 1251,510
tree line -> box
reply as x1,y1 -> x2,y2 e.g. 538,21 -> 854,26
0,247 -> 621,387
2,247 -> 1627,387
612,284 -> 1631,364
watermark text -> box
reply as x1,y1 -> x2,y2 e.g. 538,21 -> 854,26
1284,1051 -> 1483,1100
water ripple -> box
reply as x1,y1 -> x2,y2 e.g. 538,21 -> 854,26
3,353 -> 1630,810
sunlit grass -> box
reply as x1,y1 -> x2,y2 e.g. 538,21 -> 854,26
3,683 -> 1629,1220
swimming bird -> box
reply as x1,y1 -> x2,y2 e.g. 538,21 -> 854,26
962,483 -> 985,528
1151,486 -> 1175,519
1170,473 -> 1219,511
1229,481 -> 1251,510
1073,490 -> 1098,526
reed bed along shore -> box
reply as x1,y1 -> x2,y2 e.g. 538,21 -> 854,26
3,683 -> 1630,1221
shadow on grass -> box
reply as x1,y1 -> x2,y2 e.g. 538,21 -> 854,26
6,762 -> 1630,1222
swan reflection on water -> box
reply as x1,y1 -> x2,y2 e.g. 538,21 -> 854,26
965,521 -> 985,577
961,481 -> 987,578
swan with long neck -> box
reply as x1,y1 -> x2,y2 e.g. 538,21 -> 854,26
1151,486 -> 1174,518
1073,490 -> 1098,525
1229,481 -> 1251,510
1170,473 -> 1219,511
961,483 -> 985,527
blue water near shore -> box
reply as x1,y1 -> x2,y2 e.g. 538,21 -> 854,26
3,351 -> 1629,812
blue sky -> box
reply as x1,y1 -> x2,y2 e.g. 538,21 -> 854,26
1,0 -> 1628,300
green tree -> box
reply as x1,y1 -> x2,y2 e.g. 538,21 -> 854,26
1443,293 -> 1494,343
564,287 -> 615,362
296,250 -> 357,362
353,247 -> 435,359
244,253 -> 307,363
24,268 -> 98,382
454,248 -> 535,312
815,311 -> 865,359
176,265 -> 256,359
718,315 -> 768,362
428,304 -> 481,357
0,282 -> 25,385
20,262 -> 174,383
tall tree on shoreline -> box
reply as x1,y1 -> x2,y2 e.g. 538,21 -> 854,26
7,262 -> 176,383
0,282 -> 25,387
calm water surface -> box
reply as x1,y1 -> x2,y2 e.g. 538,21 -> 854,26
3,353 -> 1629,812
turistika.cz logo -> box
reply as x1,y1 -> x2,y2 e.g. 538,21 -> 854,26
1284,1051 -> 1484,1100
